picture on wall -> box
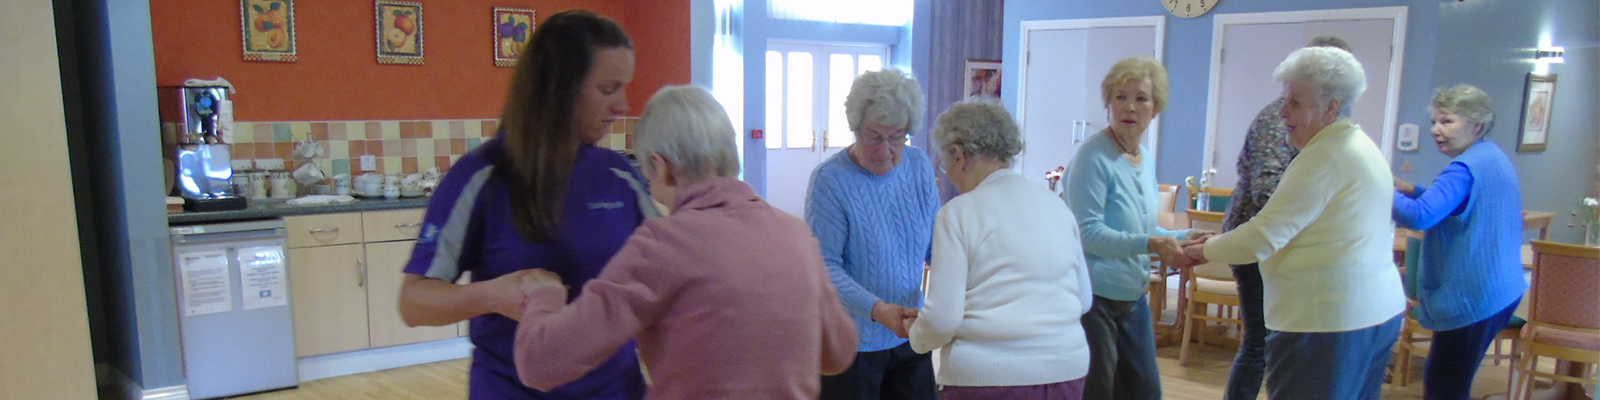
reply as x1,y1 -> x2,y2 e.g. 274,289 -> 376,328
1517,73 -> 1556,152
376,0 -> 424,65
964,59 -> 1002,100
241,0 -> 296,62
493,7 -> 536,67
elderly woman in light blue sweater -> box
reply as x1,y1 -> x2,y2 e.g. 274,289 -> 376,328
806,68 -> 940,400
1064,56 -> 1205,400
1392,84 -> 1526,400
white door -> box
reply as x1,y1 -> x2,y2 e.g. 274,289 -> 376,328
1018,19 -> 1162,190
1205,9 -> 1405,189
765,42 -> 888,218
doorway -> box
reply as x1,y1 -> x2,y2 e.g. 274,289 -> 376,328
764,41 -> 890,218
1016,16 -> 1165,190
1201,7 -> 1408,189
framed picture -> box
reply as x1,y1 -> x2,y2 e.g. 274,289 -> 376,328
492,7 -> 536,67
964,59 -> 1002,100
240,0 -> 296,62
1516,73 -> 1557,152
376,0 -> 424,65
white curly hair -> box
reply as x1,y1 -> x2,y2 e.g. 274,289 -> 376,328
634,85 -> 741,184
1273,46 -> 1367,117
844,68 -> 925,134
931,100 -> 1022,164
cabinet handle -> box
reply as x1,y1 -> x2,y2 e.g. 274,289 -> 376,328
357,258 -> 366,288
309,227 -> 340,234
394,222 -> 422,229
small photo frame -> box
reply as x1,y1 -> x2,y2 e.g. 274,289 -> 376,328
376,0 -> 424,65
241,0 -> 296,62
492,7 -> 536,67
964,59 -> 1002,100
1516,73 -> 1557,152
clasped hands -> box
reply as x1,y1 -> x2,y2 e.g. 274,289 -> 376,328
1154,230 -> 1217,269
485,268 -> 569,321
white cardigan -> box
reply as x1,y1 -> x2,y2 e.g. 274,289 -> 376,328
909,169 -> 1093,387
1203,119 -> 1406,333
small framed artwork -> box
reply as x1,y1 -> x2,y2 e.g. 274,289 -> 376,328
240,0 -> 296,62
376,0 -> 424,65
492,7 -> 536,67
964,59 -> 1002,100
1516,73 -> 1557,152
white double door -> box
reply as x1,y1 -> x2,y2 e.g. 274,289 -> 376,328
764,41 -> 888,218
1018,20 -> 1161,191
1205,11 -> 1403,189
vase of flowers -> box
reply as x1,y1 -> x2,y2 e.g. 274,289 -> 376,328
1045,166 -> 1066,194
1576,197 -> 1599,246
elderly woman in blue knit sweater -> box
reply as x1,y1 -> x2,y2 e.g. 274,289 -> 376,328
806,68 -> 940,400
1392,84 -> 1526,400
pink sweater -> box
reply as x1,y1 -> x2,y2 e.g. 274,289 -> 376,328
515,177 -> 859,399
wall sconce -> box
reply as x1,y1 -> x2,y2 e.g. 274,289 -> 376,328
1536,47 -> 1565,63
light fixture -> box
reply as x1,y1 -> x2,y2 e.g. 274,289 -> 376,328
1535,47 -> 1565,64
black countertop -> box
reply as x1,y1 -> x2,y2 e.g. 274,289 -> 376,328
167,197 -> 431,225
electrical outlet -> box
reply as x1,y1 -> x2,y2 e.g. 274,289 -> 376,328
360,155 -> 377,171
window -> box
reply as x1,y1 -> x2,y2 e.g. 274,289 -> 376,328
764,42 -> 891,151
768,0 -> 911,27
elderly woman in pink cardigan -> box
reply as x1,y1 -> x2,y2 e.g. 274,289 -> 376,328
512,85 -> 860,399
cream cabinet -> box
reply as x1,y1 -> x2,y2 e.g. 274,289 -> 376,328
286,209 -> 468,358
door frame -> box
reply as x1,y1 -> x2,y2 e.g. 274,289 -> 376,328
1017,16 -> 1167,171
1201,6 -> 1408,173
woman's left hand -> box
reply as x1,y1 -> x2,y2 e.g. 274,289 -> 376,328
1187,230 -> 1216,241
1181,242 -> 1209,266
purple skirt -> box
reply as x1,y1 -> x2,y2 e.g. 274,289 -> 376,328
938,377 -> 1086,400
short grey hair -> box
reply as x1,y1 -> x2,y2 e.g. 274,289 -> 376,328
930,100 -> 1022,164
634,85 -> 741,184
1431,84 -> 1496,138
845,69 -> 925,134
1273,46 -> 1367,117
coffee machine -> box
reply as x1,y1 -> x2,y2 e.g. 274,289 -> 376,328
161,85 -> 248,212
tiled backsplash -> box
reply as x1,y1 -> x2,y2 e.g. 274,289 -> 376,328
189,117 -> 638,179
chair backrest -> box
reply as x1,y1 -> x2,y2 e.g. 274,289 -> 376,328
1158,184 -> 1178,214
1185,209 -> 1224,232
1528,240 -> 1600,330
1186,186 -> 1234,212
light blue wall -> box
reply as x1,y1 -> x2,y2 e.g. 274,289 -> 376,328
1001,0 -> 1441,185
730,0 -> 929,196
72,0 -> 183,389
1406,0 -> 1599,244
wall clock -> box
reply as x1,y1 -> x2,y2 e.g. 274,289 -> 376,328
1164,0 -> 1217,18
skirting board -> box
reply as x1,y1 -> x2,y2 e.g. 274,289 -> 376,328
101,364 -> 190,400
297,338 -> 474,382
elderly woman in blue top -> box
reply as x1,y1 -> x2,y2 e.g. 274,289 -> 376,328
1182,47 -> 1407,400
1065,56 -> 1205,400
1391,84 -> 1526,400
807,68 -> 940,400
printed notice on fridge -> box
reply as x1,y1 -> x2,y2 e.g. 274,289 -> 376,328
178,249 -> 233,316
238,246 -> 288,310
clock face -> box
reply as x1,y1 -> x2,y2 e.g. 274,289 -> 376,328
1164,0 -> 1217,18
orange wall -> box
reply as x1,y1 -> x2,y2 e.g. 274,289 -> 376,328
151,0 -> 687,121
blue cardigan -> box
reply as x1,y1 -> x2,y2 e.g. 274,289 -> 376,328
1066,133 -> 1190,301
1393,140 -> 1527,331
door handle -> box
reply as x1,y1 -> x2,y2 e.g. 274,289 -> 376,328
309,227 -> 339,234
394,222 -> 421,229
356,258 -> 366,288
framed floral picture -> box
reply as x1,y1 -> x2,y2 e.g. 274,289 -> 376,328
964,59 -> 1001,100
376,0 -> 424,65
240,0 -> 296,62
492,7 -> 536,67
1516,73 -> 1557,152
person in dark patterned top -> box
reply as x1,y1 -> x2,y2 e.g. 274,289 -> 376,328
1218,35 -> 1348,400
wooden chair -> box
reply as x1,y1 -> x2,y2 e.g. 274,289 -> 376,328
1511,241 -> 1600,399
1150,183 -> 1183,325
1177,209 -> 1242,366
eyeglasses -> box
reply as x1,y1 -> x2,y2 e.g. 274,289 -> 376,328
860,134 -> 908,146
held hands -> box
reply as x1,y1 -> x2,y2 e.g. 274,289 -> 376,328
1149,236 -> 1194,269
484,269 -> 541,321
871,301 -> 919,339
1181,241 -> 1209,266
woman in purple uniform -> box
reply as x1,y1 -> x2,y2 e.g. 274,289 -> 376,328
396,9 -> 653,400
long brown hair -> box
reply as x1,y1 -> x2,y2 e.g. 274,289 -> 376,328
497,9 -> 631,243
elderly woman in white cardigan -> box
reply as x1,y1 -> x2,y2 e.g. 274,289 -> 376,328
1181,47 -> 1406,400
907,100 -> 1093,400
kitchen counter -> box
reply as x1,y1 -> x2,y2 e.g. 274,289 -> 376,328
168,197 -> 431,225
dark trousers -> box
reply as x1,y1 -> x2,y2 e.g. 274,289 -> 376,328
1224,263 -> 1270,400
1424,298 -> 1520,400
1265,314 -> 1402,400
939,377 -> 1086,400
1081,295 -> 1162,400
820,342 -> 936,400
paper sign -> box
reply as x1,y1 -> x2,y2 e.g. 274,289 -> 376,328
238,246 -> 288,310
178,249 -> 233,316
